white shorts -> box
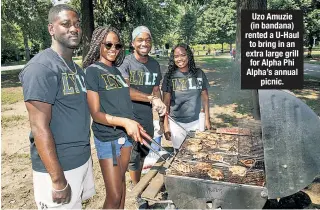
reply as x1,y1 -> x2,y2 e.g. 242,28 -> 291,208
33,157 -> 95,209
153,120 -> 162,138
169,119 -> 199,149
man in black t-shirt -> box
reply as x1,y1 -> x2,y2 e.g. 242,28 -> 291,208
118,26 -> 166,208
19,4 -> 94,209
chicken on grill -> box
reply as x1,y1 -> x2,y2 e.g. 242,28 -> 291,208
207,168 -> 224,180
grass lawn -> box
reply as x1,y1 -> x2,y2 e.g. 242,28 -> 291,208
1,115 -> 26,128
1,56 -> 319,119
1,70 -> 24,105
292,75 -> 320,116
1,60 -> 28,66
304,51 -> 320,65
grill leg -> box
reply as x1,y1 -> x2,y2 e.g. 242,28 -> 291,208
206,200 -> 222,209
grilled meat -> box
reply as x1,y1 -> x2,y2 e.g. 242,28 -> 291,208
229,166 -> 247,176
208,154 -> 224,162
186,143 -> 203,152
207,168 -> 224,180
188,139 -> 202,144
195,162 -> 212,172
240,159 -> 255,167
176,162 -> 192,173
193,152 -> 208,159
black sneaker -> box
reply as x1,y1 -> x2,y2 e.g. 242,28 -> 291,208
136,197 -> 148,209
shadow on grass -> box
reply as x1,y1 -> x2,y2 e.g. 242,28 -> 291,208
292,76 -> 320,116
1,60 -> 28,66
196,56 -> 234,67
304,53 -> 320,65
1,70 -> 22,88
214,113 -> 239,127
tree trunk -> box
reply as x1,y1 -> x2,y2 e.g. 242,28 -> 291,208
221,43 -> 223,53
81,0 -> 94,62
236,0 -> 267,62
307,34 -> 313,58
236,0 -> 266,120
23,33 -> 30,61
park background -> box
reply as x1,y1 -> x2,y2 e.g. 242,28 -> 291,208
1,0 -> 320,208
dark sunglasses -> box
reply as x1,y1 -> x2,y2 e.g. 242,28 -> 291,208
104,42 -> 123,50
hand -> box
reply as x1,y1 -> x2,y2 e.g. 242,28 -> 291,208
164,131 -> 171,141
151,97 -> 166,116
158,117 -> 164,135
205,119 -> 211,130
123,119 -> 143,144
52,180 -> 72,205
164,126 -> 171,141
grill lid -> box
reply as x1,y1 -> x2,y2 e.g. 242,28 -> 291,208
259,90 -> 320,199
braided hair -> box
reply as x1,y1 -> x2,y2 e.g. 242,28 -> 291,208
83,26 -> 125,69
166,43 -> 200,91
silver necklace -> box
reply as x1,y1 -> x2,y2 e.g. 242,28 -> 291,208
53,49 -> 77,74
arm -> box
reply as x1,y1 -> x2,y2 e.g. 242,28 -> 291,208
25,101 -> 71,204
124,78 -> 154,102
86,90 -> 143,143
163,92 -> 171,140
201,89 -> 211,130
152,85 -> 166,115
125,79 -> 166,115
152,86 -> 162,99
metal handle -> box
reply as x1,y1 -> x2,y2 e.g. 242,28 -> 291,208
166,113 -> 192,138
141,139 -> 173,166
140,129 -> 173,156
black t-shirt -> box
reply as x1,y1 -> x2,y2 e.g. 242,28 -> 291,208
162,69 -> 209,123
118,54 -> 162,136
19,48 -> 91,172
85,62 -> 134,141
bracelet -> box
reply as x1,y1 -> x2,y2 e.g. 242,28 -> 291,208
52,182 -> 69,192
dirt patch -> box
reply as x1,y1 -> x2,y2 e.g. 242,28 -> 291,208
1,153 -> 33,209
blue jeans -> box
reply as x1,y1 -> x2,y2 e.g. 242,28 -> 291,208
94,136 -> 132,160
151,136 -> 162,151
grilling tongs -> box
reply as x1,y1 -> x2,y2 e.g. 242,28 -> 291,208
138,129 -> 186,171
165,113 -> 193,138
139,129 -> 173,157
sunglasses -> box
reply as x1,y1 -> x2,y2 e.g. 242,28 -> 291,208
104,42 -> 123,50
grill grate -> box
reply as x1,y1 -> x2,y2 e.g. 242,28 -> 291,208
167,119 -> 266,186
237,119 -> 264,167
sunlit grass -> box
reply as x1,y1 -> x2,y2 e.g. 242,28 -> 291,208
1,115 -> 27,128
1,88 -> 23,105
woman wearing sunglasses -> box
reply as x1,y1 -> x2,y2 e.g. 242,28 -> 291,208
83,26 -> 143,209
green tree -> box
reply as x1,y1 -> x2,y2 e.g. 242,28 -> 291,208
1,23 -> 25,62
2,0 -> 51,61
81,0 -> 94,60
197,0 -> 236,51
77,0 -> 178,48
236,0 -> 267,121
236,0 -> 267,61
180,11 -> 197,44
268,0 -> 320,57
